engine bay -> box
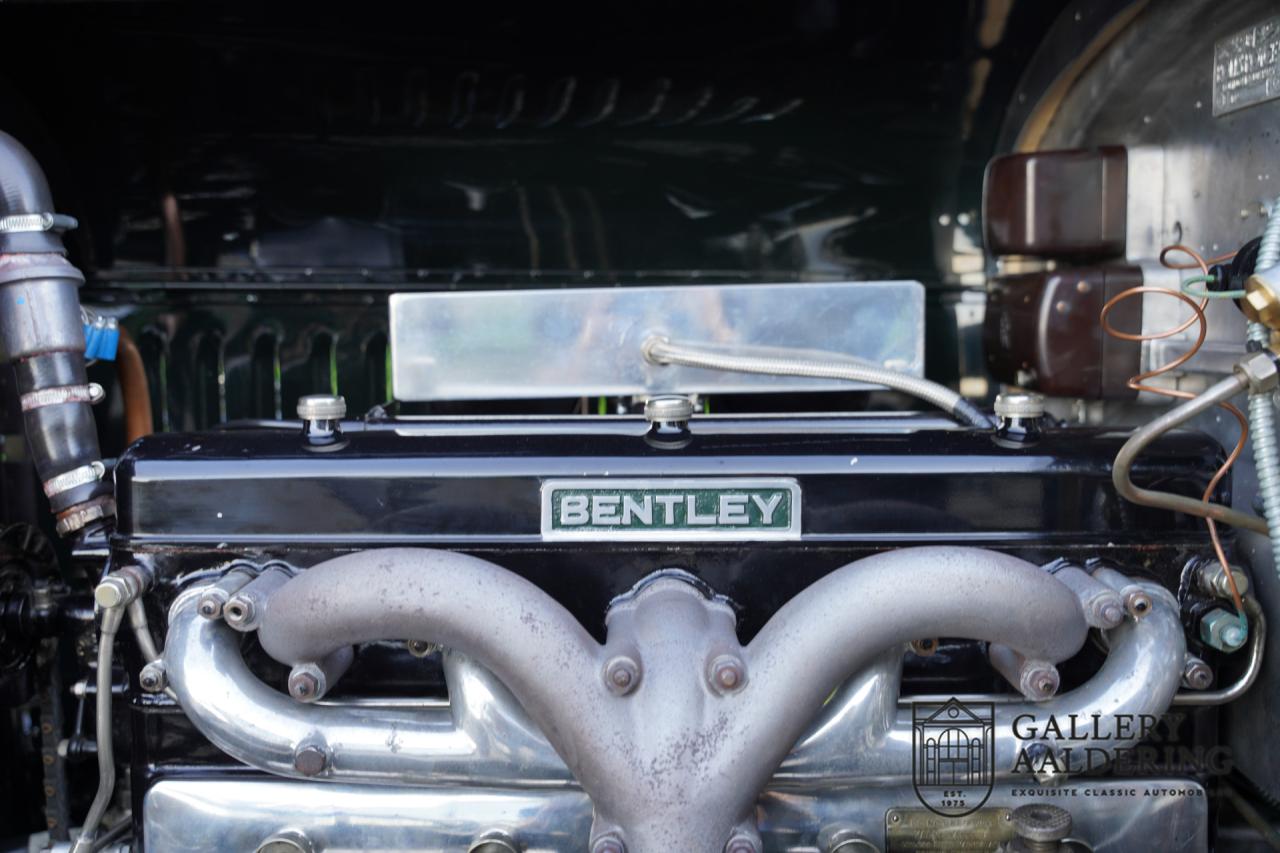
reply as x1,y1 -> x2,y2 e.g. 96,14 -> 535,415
3,1 -> 1280,851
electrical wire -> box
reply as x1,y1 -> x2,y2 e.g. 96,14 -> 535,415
1181,273 -> 1246,300
1101,243 -> 1249,620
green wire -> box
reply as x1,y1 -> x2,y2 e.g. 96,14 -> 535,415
1181,274 -> 1245,299
597,396 -> 607,416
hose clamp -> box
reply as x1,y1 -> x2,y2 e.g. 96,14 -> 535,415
0,212 -> 79,234
42,461 -> 106,499
21,383 -> 104,412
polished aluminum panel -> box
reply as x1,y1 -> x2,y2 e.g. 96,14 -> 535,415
388,281 -> 923,400
142,777 -> 1206,852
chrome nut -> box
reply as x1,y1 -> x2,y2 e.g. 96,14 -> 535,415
1234,349 -> 1280,393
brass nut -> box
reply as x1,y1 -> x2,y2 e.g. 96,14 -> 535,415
1244,273 -> 1280,329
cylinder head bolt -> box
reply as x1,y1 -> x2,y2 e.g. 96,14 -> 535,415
298,393 -> 346,445
644,394 -> 694,447
994,392 -> 1045,442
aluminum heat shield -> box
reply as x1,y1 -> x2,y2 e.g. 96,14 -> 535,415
389,281 -> 923,400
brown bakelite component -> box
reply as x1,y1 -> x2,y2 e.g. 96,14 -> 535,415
984,147 -> 1127,259
984,266 -> 1142,399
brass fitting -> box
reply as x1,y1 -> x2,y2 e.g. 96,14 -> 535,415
1244,268 -> 1280,330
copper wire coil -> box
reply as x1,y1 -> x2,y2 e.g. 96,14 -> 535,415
1100,244 -> 1247,617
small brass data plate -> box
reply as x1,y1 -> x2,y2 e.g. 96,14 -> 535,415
885,807 -> 1014,852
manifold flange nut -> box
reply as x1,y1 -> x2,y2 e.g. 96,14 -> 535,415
709,654 -> 747,694
603,655 -> 641,695
288,667 -> 323,702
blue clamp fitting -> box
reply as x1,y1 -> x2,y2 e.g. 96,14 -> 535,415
83,311 -> 119,361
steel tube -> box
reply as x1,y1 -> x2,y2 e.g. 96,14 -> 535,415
779,580 -> 1186,783
164,590 -> 573,785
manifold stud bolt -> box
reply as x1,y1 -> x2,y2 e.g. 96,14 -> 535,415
709,654 -> 747,694
603,656 -> 641,695
591,834 -> 626,853
138,661 -> 167,693
293,744 -> 329,777
1124,588 -> 1152,619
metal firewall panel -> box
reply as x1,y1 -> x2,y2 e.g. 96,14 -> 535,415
388,281 -> 923,400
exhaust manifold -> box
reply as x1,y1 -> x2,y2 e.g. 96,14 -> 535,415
164,546 -> 1186,853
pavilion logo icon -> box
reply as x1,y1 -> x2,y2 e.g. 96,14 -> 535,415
911,698 -> 995,817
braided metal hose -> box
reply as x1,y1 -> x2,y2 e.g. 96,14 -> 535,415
1250,199 -> 1280,577
643,337 -> 993,428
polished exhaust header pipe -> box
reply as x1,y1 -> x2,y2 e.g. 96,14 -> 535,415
163,547 -> 1186,853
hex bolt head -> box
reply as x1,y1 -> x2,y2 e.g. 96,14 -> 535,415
709,654 -> 747,694
604,655 -> 641,695
292,744 -> 329,777
223,597 -> 257,629
725,834 -> 761,853
591,834 -> 626,853
138,661 -> 167,693
288,671 -> 320,702
93,575 -> 134,610
1201,609 -> 1249,652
